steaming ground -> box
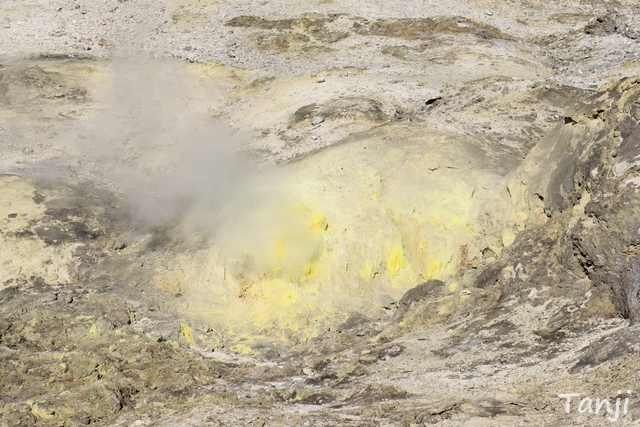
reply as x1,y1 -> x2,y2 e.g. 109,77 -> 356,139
0,57 -> 477,337
16,57 -> 528,342
58,58 -> 256,229
2,0 -> 640,425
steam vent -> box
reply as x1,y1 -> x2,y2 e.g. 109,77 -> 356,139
2,1 -> 640,425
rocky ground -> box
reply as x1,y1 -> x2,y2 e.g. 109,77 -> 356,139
2,0 -> 640,426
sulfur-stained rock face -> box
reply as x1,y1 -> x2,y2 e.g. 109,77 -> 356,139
3,0 -> 640,426
151,122 -> 528,341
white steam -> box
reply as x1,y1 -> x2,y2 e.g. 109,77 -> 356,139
70,56 -> 254,232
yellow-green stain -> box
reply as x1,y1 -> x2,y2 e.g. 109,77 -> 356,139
27,401 -> 53,419
359,261 -> 379,280
304,261 -> 318,277
180,323 -> 195,345
387,245 -> 406,277
426,260 -> 441,278
310,211 -> 328,233
230,343 -> 253,355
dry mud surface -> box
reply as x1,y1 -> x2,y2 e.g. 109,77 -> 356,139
2,0 -> 640,426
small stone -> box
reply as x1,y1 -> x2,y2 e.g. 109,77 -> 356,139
316,77 -> 326,83
42,293 -> 58,303
262,348 -> 280,359
425,96 -> 442,106
311,116 -> 325,125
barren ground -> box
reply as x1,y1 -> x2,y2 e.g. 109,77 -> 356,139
2,1 -> 640,426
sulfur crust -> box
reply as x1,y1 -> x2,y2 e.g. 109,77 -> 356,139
153,123 -> 530,342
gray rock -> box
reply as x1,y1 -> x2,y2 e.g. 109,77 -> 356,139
390,280 -> 445,322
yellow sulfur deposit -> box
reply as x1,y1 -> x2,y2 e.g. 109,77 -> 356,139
179,323 -> 195,345
27,401 -> 53,419
229,343 -> 253,355
155,123 -> 529,341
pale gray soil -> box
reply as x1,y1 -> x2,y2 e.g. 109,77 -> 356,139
1,1 -> 640,426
